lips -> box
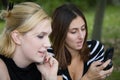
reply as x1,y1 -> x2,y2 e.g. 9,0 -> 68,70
38,51 -> 46,57
77,40 -> 83,44
77,41 -> 83,46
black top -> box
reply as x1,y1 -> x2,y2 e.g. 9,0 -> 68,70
48,40 -> 105,80
0,55 -> 41,80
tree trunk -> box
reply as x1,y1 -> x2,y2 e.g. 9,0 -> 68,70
92,0 -> 107,41
1,0 -> 8,9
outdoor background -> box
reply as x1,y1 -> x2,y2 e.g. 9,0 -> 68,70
0,0 -> 120,79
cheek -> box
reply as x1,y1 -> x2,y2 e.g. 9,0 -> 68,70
28,39 -> 42,50
81,30 -> 86,39
65,34 -> 75,45
83,32 -> 86,38
84,31 -> 87,39
65,38 -> 76,50
21,37 -> 41,52
21,40 -> 43,59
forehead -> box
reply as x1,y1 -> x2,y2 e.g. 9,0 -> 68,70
31,19 -> 52,34
69,16 -> 85,29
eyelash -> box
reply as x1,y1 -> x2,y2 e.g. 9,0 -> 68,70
81,28 -> 85,31
37,35 -> 44,39
71,31 -> 76,34
70,28 -> 86,34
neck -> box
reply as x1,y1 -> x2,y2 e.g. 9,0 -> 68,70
69,49 -> 81,59
12,49 -> 32,68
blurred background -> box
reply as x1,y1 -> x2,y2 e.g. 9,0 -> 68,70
0,0 -> 120,79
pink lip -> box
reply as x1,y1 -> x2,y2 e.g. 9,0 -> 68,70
77,40 -> 83,43
38,51 -> 45,57
77,41 -> 83,46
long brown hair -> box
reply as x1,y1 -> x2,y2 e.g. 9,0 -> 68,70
50,3 -> 89,69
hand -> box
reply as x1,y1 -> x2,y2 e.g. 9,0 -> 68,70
36,53 -> 58,80
83,59 -> 113,80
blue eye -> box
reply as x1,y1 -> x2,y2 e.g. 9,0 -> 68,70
37,35 -> 44,39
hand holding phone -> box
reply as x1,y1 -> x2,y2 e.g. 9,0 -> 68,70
103,47 -> 114,70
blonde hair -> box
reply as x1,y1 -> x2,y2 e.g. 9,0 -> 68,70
0,2 -> 51,57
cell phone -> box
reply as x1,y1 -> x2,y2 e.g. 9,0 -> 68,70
103,47 -> 114,70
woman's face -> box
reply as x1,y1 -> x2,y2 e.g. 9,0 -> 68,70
19,19 -> 52,64
65,16 -> 86,52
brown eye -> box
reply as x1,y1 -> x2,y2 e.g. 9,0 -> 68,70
81,26 -> 86,31
71,31 -> 76,34
70,30 -> 77,34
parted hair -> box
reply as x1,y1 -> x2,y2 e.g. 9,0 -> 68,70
50,3 -> 90,69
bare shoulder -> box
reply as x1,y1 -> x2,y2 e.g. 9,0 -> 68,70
57,76 -> 63,80
0,59 -> 10,80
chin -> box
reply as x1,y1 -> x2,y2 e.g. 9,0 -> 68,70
76,46 -> 82,50
77,45 -> 83,48
35,58 -> 44,63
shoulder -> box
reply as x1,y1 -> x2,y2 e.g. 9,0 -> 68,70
87,40 -> 104,49
57,76 -> 63,80
87,40 -> 104,55
86,40 -> 105,65
0,58 -> 10,80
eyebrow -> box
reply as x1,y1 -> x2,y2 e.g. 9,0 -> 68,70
39,32 -> 48,35
81,24 -> 85,27
69,24 -> 85,30
33,32 -> 48,36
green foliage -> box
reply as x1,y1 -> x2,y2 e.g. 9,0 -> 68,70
37,0 -> 66,16
84,5 -> 120,80
0,21 -> 4,33
103,5 -> 120,40
0,1 -> 120,79
105,71 -> 120,80
0,0 -> 97,12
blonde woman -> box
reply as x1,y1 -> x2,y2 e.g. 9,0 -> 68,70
0,2 -> 58,80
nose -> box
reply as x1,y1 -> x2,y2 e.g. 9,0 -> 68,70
78,31 -> 84,39
43,37 -> 51,48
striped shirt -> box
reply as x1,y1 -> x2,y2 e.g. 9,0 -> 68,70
48,40 -> 105,80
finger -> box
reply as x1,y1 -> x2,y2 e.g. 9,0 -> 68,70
52,58 -> 58,66
49,57 -> 54,67
100,72 -> 110,80
98,66 -> 113,80
98,59 -> 111,70
102,66 -> 114,75
99,71 -> 108,80
49,57 -> 58,67
91,61 -> 102,67
102,75 -> 107,80
44,52 -> 53,62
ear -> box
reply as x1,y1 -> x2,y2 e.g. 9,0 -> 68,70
11,30 -> 22,45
